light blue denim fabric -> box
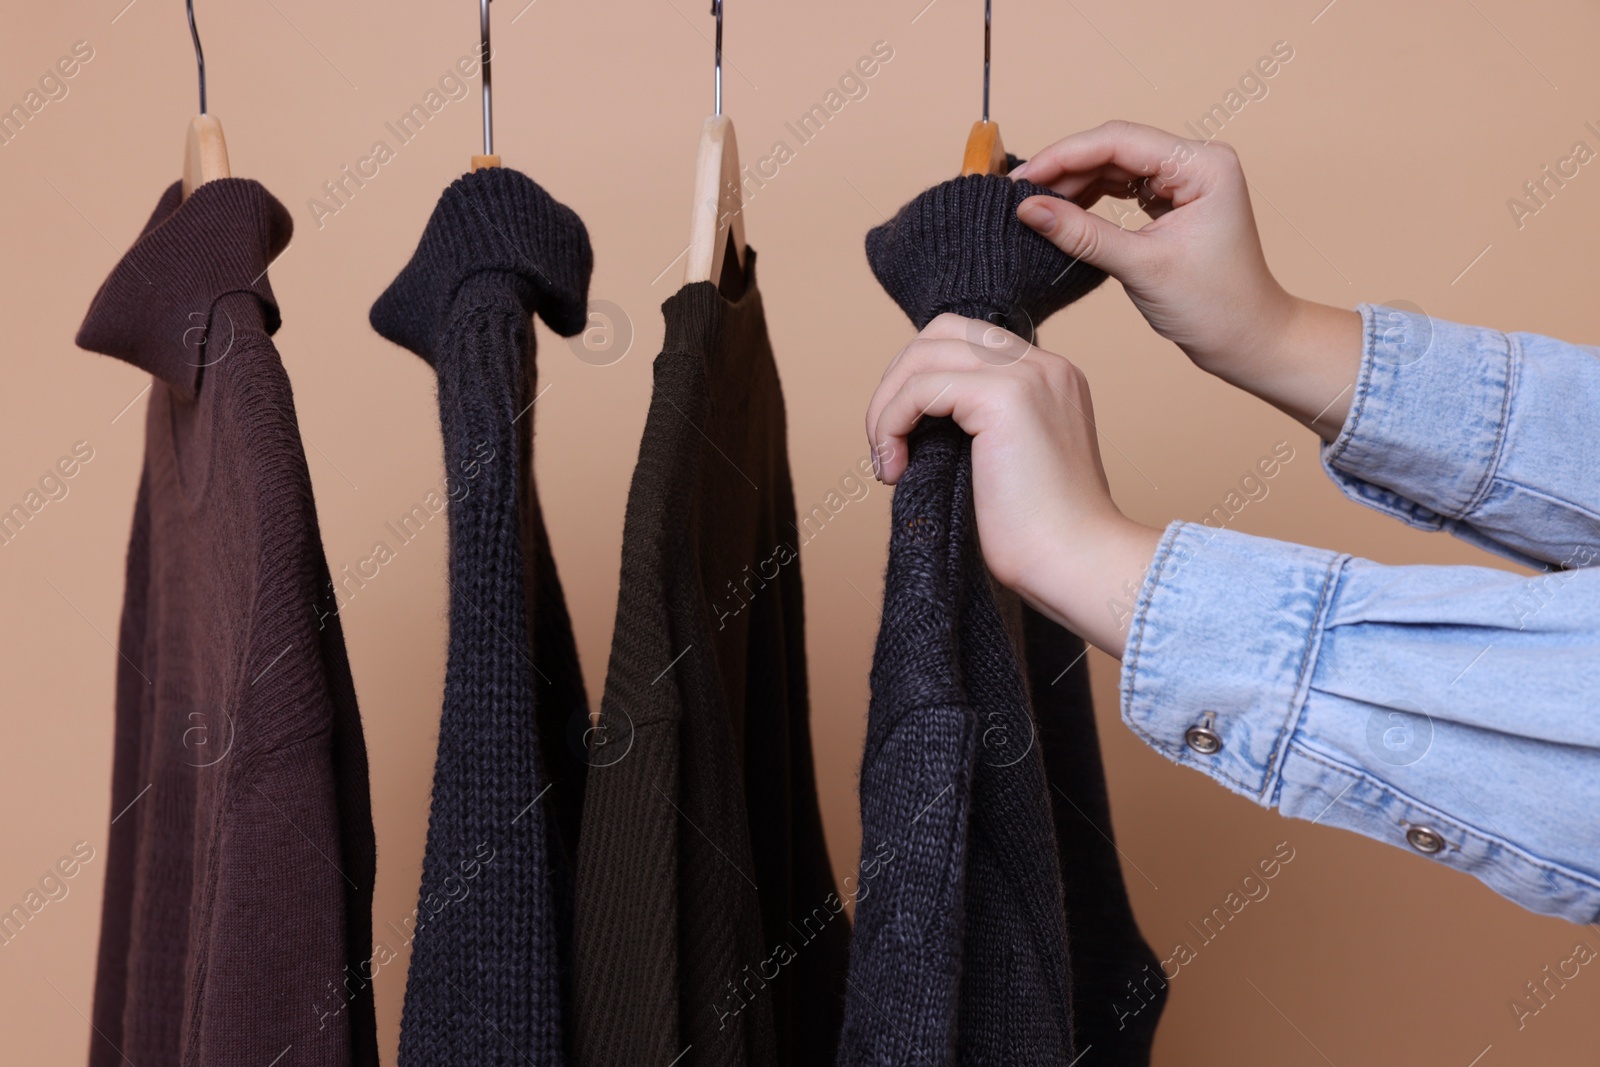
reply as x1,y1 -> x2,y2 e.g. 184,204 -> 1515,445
1119,302 -> 1600,923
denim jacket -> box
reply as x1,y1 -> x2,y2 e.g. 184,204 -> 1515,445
1120,302 -> 1600,923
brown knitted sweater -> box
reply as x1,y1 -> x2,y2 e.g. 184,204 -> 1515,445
75,178 -> 378,1066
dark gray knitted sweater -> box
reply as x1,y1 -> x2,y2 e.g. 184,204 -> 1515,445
370,166 -> 593,1066
838,166 -> 1165,1065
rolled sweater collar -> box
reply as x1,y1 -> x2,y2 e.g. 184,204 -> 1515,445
369,166 -> 593,361
864,159 -> 1106,335
75,178 -> 292,400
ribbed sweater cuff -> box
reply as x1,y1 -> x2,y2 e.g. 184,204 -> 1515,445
864,170 -> 1106,335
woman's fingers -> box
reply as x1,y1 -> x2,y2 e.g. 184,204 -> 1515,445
1031,166 -> 1182,214
865,321 -> 1033,459
1013,120 -> 1206,198
1069,177 -> 1170,216
870,370 -> 1011,483
1031,163 -> 1147,202
1017,195 -> 1150,279
866,318 -> 1060,481
917,313 -> 1032,352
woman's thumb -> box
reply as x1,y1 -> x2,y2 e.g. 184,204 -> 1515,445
1016,195 -> 1142,279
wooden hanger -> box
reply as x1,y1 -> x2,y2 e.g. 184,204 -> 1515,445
685,114 -> 746,296
961,120 -> 1006,177
684,1 -> 746,298
183,116 -> 230,199
471,0 -> 500,171
181,0 -> 229,199
959,1 -> 1008,177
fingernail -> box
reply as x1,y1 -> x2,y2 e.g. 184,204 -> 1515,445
1008,160 -> 1030,180
870,447 -> 883,481
1016,199 -> 1052,229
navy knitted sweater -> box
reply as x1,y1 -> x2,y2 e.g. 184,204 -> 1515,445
838,166 -> 1166,1064
370,167 -> 594,1066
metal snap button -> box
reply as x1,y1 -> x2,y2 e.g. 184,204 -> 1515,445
1184,725 -> 1223,755
1405,826 -> 1445,854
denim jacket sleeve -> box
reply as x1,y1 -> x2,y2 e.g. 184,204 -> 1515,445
1321,302 -> 1600,568
1119,304 -> 1600,924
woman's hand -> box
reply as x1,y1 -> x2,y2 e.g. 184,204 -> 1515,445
866,313 -> 1162,657
1011,120 -> 1362,437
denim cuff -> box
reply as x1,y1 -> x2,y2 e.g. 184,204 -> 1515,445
1320,303 -> 1515,530
1119,521 -> 1346,804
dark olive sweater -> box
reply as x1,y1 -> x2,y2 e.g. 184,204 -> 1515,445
370,165 -> 594,1066
838,167 -> 1165,1065
75,178 -> 379,1066
573,251 -> 849,1067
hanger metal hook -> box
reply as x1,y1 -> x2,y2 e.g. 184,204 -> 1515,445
187,0 -> 207,115
982,0 -> 992,123
712,0 -> 723,117
480,0 -> 494,156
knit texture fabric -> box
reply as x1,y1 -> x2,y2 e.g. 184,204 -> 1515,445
1025,609 -> 1167,1063
572,252 -> 849,1067
840,165 -> 1165,1064
370,166 -> 594,1066
76,178 -> 378,1066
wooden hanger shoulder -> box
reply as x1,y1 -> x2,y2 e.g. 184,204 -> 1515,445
685,113 -> 747,291
182,114 -> 230,199
961,119 -> 1007,177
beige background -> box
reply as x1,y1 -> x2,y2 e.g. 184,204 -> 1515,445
3,0 -> 1598,1062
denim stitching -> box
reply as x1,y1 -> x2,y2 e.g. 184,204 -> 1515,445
1287,742 -> 1600,894
1119,525 -> 1271,798
1458,329 -> 1518,519
1322,303 -> 1379,470
1119,524 -> 1180,727
1491,476 -> 1600,528
1117,526 -> 1268,793
1347,479 -> 1438,527
1258,553 -> 1346,804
